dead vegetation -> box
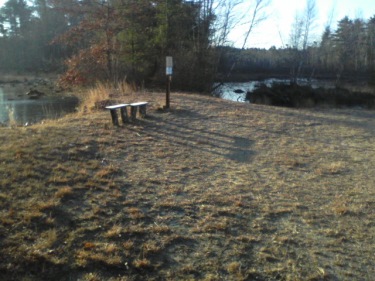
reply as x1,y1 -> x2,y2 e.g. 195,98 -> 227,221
0,91 -> 374,280
75,81 -> 137,114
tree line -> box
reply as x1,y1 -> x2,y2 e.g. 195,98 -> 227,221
218,16 -> 375,84
1,0 -> 374,91
1,0 -> 224,90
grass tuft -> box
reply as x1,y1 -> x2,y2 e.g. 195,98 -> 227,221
54,186 -> 73,199
133,258 -> 151,269
105,225 -> 122,238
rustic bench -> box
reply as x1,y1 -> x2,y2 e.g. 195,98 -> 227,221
105,102 -> 148,126
130,102 -> 148,120
105,103 -> 130,126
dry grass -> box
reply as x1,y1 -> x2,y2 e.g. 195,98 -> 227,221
0,91 -> 374,280
76,81 -> 136,113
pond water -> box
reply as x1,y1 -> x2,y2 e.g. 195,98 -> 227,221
0,84 -> 79,125
214,78 -> 336,102
0,78 -> 340,125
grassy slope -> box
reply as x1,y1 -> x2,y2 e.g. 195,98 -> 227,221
0,92 -> 374,281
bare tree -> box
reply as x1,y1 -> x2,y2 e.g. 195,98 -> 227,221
211,0 -> 271,48
241,0 -> 271,49
289,0 -> 318,50
288,0 -> 318,82
289,13 -> 304,49
220,0 -> 271,81
214,0 -> 244,46
302,0 -> 318,50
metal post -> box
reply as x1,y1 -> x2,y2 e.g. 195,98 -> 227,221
165,56 -> 173,110
166,75 -> 171,109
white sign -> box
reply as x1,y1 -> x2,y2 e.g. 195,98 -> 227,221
166,56 -> 173,75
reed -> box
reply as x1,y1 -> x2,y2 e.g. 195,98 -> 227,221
6,106 -> 18,127
77,80 -> 135,113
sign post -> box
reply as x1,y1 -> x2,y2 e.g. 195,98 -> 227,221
165,56 -> 173,109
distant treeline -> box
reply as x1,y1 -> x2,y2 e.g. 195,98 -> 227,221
0,1 -> 374,90
218,16 -> 375,84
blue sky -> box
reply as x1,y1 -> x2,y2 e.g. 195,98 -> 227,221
1,0 -> 374,48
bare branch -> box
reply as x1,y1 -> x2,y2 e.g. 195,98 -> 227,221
212,0 -> 245,46
302,0 -> 318,50
241,0 -> 272,49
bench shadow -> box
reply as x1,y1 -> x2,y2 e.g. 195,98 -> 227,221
137,110 -> 255,163
226,136 -> 254,162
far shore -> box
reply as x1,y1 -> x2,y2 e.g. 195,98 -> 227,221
215,71 -> 373,85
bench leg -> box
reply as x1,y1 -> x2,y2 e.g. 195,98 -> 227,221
109,109 -> 119,126
120,107 -> 129,123
139,105 -> 147,118
130,106 -> 137,121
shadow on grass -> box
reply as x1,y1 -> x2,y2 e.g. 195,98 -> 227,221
140,111 -> 256,163
249,102 -> 375,135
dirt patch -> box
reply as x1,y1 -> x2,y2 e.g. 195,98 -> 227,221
0,92 -> 374,280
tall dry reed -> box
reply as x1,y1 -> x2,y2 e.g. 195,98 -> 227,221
77,81 -> 135,114
7,106 -> 18,127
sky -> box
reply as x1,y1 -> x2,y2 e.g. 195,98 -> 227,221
0,0 -> 374,49
228,0 -> 375,49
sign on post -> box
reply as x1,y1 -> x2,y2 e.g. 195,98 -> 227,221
166,56 -> 173,75
165,56 -> 173,109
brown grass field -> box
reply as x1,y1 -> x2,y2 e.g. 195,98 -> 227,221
0,91 -> 374,280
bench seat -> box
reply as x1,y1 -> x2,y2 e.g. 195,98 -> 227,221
130,102 -> 148,119
105,102 -> 148,126
105,103 -> 129,110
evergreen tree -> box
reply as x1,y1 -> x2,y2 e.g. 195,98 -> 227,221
319,26 -> 334,70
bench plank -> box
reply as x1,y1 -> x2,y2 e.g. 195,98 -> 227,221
130,102 -> 148,106
105,103 -> 129,110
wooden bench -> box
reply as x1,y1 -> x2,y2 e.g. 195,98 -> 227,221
105,103 -> 130,126
105,102 -> 148,126
130,102 -> 148,120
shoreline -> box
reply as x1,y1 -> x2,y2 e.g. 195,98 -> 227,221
215,71 -> 373,84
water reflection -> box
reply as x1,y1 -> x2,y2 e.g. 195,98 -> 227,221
0,84 -> 78,125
